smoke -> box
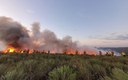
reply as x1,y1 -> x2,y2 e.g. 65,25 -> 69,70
0,16 -> 30,49
31,24 -> 78,53
0,16 -> 98,54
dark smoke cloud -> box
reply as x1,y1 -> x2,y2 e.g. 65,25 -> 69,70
0,16 -> 30,49
0,16 -> 98,54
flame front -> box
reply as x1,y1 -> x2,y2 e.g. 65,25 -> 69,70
1,47 -> 97,55
3,47 -> 15,53
8,48 -> 15,53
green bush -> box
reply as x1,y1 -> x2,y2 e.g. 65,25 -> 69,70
77,61 -> 92,80
48,65 -> 76,80
112,68 -> 128,80
3,59 -> 56,80
0,55 -> 19,63
100,76 -> 112,80
91,64 -> 107,80
0,64 -> 9,77
88,59 -> 102,65
4,66 -> 27,80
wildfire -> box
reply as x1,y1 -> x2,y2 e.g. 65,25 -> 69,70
3,47 -> 16,53
1,47 -> 97,55
8,48 -> 15,52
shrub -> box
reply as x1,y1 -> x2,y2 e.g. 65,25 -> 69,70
100,76 -> 112,80
0,64 -> 9,77
88,59 -> 103,65
69,57 -> 92,80
77,62 -> 92,80
48,65 -> 76,80
3,59 -> 56,80
91,64 -> 107,80
122,64 -> 128,73
112,68 -> 128,80
0,55 -> 19,63
3,66 -> 27,80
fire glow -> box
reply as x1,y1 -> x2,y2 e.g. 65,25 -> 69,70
3,47 -> 16,53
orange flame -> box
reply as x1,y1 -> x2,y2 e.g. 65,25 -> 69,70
8,48 -> 15,52
3,47 -> 15,53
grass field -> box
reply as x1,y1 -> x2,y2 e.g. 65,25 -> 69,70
0,52 -> 128,80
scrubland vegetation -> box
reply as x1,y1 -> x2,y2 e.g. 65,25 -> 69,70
0,53 -> 128,80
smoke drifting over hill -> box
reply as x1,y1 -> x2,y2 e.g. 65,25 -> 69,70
0,16 -> 98,54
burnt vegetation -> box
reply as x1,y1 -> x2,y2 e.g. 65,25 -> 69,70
0,52 -> 127,80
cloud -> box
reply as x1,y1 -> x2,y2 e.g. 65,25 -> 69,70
89,33 -> 128,40
104,33 -> 128,40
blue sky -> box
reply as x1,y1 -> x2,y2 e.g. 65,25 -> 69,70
0,0 -> 128,47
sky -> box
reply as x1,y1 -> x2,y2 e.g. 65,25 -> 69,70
0,0 -> 128,47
